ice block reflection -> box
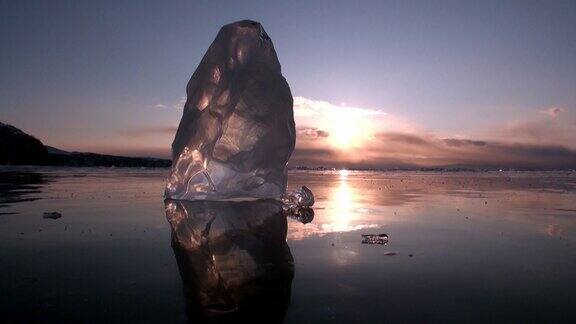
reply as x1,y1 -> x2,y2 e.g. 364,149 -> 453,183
165,199 -> 294,323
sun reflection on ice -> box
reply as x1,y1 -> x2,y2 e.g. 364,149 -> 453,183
330,177 -> 353,232
323,169 -> 375,233
287,169 -> 379,240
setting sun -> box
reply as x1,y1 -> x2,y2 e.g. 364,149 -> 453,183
320,105 -> 379,150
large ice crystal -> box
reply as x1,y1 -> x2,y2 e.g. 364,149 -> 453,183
165,20 -> 295,200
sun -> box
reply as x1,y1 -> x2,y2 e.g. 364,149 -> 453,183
323,108 -> 374,150
294,97 -> 383,152
331,121 -> 362,148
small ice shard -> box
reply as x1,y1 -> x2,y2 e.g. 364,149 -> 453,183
281,186 -> 314,223
165,20 -> 295,200
281,186 -> 314,210
287,207 -> 315,224
42,211 -> 62,219
361,234 -> 389,245
282,186 -> 314,207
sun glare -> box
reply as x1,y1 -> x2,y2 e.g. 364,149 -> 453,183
294,97 -> 386,152
321,106 -> 376,150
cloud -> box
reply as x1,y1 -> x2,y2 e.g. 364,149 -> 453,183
119,126 -> 177,137
293,128 -> 576,169
137,96 -> 576,169
293,96 -> 420,152
154,96 -> 186,110
297,126 -> 330,139
289,99 -> 576,169
443,138 -> 487,147
290,147 -> 342,167
485,108 -> 576,149
378,131 -> 576,169
540,107 -> 565,118
293,96 -> 387,118
378,132 -> 430,146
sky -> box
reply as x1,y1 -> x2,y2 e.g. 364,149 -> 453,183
1,0 -> 575,168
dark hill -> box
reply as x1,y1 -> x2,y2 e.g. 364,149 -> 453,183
0,122 -> 48,165
0,122 -> 171,167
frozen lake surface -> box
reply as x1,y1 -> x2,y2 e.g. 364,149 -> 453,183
1,167 -> 575,322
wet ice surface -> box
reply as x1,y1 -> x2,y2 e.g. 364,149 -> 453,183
1,167 -> 576,322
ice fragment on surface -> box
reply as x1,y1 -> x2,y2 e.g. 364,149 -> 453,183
281,186 -> 314,209
281,186 -> 314,223
43,212 -> 62,220
361,234 -> 389,245
165,20 -> 295,200
286,207 -> 315,224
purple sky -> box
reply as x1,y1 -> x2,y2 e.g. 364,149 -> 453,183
1,1 -> 575,168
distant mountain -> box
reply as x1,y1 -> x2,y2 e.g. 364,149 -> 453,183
45,145 -> 71,155
0,122 -> 171,167
47,152 -> 171,168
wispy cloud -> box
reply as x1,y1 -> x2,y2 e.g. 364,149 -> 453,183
292,130 -> 576,169
293,96 -> 419,151
485,107 -> 575,149
293,96 -> 387,117
119,126 -> 177,137
140,95 -> 575,169
153,96 -> 186,110
540,107 -> 565,118
443,138 -> 487,147
297,126 -> 330,139
292,99 -> 576,169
